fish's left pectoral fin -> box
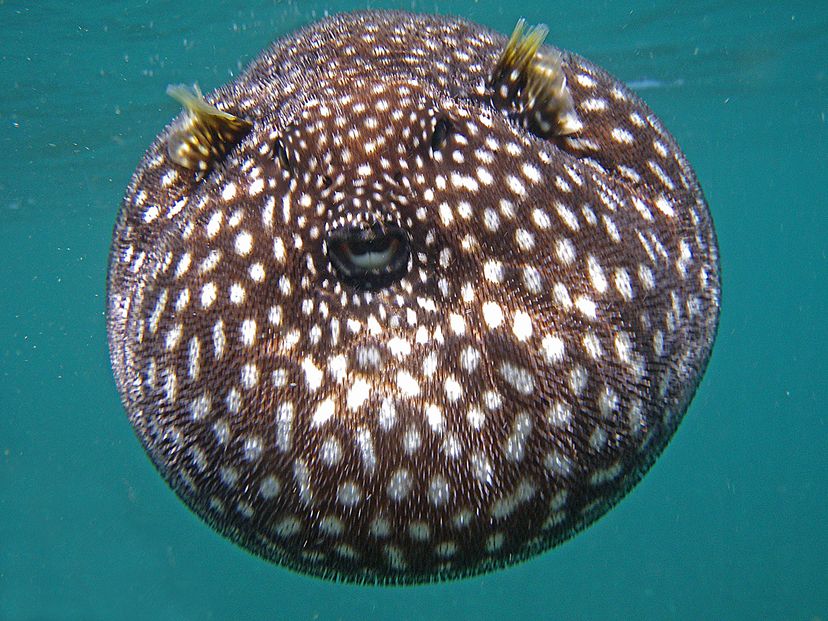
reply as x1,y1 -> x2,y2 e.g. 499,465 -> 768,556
165,84 -> 253,171
489,19 -> 580,138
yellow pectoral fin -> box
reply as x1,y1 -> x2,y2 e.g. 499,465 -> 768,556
166,84 -> 252,171
489,20 -> 580,138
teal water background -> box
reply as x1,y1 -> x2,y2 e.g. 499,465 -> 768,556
1,1 -> 826,619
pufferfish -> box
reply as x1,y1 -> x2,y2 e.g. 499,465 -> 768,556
107,10 -> 720,584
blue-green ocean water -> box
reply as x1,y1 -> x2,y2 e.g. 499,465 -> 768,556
1,1 -> 826,619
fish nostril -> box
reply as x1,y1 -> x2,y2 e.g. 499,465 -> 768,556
430,117 -> 453,153
325,223 -> 410,289
274,137 -> 293,174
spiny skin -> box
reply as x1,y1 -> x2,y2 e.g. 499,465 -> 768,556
107,10 -> 720,584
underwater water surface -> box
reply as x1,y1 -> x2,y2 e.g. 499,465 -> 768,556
1,1 -> 826,620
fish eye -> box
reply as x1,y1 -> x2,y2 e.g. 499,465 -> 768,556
325,223 -> 411,289
430,117 -> 453,153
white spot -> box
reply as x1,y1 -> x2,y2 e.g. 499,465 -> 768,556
467,406 -> 485,430
240,319 -> 256,347
240,363 -> 259,389
249,177 -> 264,196
428,475 -> 450,507
238,435 -> 261,464
143,205 -> 160,223
476,166 -> 494,185
426,403 -> 444,433
506,175 -> 526,196
379,397 -> 396,431
337,481 -> 361,507
460,346 -> 480,373
229,282 -> 245,305
275,402 -> 294,451
499,362 -> 535,395
484,260 -> 504,283
615,331 -> 633,364
234,231 -> 253,256
355,426 -> 376,473
611,127 -> 634,144
583,332 -> 603,359
302,357 -> 323,391
370,516 -> 391,538
402,425 -> 422,454
200,282 -> 217,308
545,450 -> 572,476
189,392 -> 210,420
589,426 -> 608,451
199,250 -> 221,274
655,195 -> 676,218
548,401 -> 572,427
259,475 -> 281,499
221,183 -> 237,201
556,238 -> 576,265
313,398 -> 336,427
387,469 -> 413,501
483,208 -> 500,232
575,296 -> 598,320
470,451 -> 494,485
542,334 -> 565,363
591,462 -> 623,485
512,311 -> 533,341
219,466 -> 239,487
556,202 -> 580,231
532,208 -> 551,229
164,323 -> 182,351
212,320 -> 225,359
274,515 -> 300,537
347,378 -> 372,410
318,515 -> 344,537
569,365 -> 588,395
248,262 -> 265,282
587,255 -> 608,293
515,228 -> 535,251
444,376 -> 463,402
449,313 -> 466,335
482,301 -> 504,328
504,412 -> 532,462
522,266 -> 543,293
396,371 -> 420,397
206,211 -> 223,238
225,387 -> 241,414
185,340 -> 200,383
174,253 -> 192,279
576,73 -> 597,88
638,264 -> 656,290
387,336 -> 412,358
522,162 -> 541,183
615,268 -> 634,300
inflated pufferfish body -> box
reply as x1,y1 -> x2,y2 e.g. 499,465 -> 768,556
107,10 -> 720,584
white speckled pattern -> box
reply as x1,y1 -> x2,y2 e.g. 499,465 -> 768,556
107,10 -> 720,584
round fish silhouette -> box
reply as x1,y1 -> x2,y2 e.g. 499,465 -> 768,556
107,10 -> 721,584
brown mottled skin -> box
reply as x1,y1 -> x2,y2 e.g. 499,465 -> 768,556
107,10 -> 720,583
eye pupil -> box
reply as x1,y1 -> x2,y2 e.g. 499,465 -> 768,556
431,118 -> 452,153
326,224 -> 410,289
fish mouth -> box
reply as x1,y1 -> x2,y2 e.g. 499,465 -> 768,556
325,221 -> 411,289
